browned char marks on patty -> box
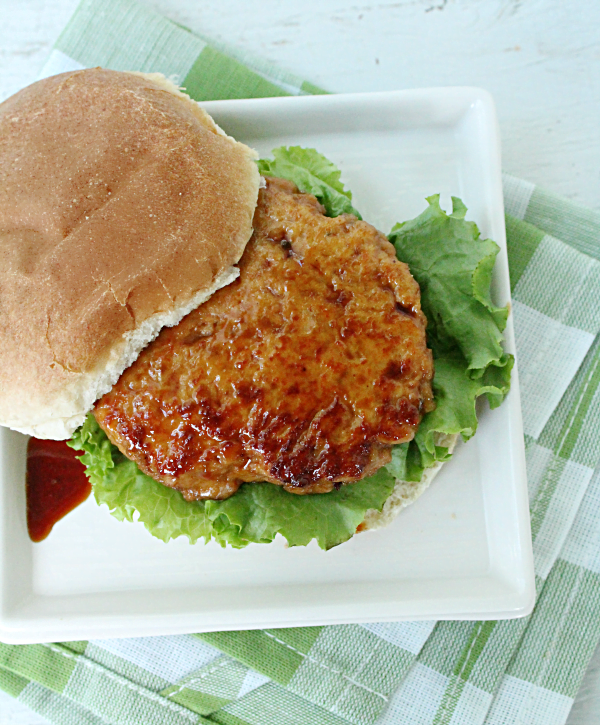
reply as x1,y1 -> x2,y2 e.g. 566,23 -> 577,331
93,177 -> 435,500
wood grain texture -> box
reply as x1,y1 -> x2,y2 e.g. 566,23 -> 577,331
145,0 -> 600,211
0,1 -> 599,723
1,0 -> 599,211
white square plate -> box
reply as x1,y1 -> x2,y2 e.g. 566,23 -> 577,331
0,88 -> 534,644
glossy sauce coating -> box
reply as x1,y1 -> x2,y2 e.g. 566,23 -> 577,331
26,438 -> 90,542
94,178 -> 434,500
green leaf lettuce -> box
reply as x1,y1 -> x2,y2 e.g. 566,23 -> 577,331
257,146 -> 361,218
388,195 -> 513,479
69,415 -> 396,550
69,154 -> 512,548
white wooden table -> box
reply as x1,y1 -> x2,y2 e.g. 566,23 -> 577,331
1,1 -> 599,723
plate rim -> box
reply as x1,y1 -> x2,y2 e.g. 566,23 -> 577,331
0,86 -> 535,643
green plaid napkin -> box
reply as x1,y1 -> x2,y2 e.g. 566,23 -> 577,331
3,0 -> 600,724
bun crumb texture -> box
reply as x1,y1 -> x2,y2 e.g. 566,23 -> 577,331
0,68 -> 260,439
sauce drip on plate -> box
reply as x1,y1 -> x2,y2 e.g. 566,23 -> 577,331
26,438 -> 90,542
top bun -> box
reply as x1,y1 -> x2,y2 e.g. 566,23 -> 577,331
0,68 -> 260,439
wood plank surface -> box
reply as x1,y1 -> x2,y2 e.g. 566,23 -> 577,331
0,1 -> 599,723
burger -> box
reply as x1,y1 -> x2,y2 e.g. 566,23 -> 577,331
0,69 -> 513,549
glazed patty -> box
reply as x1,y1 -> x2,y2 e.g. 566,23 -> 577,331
94,177 -> 435,500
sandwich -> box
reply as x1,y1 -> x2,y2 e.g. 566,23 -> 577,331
0,69 -> 513,549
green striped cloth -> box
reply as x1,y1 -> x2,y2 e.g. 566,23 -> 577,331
3,0 -> 600,723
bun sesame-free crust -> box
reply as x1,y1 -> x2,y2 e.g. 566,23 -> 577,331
0,68 -> 260,438
362,433 -> 458,531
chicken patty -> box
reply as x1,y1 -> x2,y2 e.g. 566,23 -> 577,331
94,177 -> 435,500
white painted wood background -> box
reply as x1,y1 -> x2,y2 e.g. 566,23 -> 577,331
0,0 -> 599,723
